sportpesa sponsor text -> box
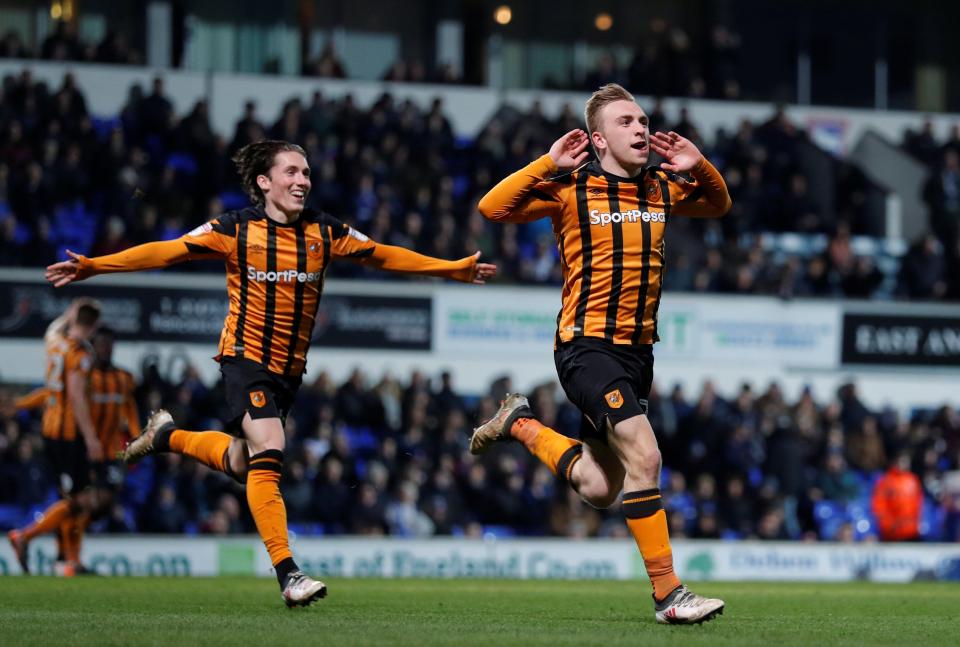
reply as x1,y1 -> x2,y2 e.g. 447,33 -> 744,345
589,209 -> 666,227
247,266 -> 323,283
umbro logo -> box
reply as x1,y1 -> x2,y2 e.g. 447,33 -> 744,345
248,244 -> 266,255
588,188 -> 604,196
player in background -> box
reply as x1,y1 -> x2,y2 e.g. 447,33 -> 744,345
45,139 -> 497,607
471,84 -> 731,624
84,326 -> 141,539
7,299 -> 102,575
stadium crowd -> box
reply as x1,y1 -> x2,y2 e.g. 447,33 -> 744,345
1,363 -> 958,543
2,68 -> 960,300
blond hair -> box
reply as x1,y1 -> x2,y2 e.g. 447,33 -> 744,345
584,83 -> 636,136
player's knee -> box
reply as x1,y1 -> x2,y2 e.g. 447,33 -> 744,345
575,467 -> 620,509
627,447 -> 661,481
580,486 -> 620,510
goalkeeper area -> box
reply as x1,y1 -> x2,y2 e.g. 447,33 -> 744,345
1,578 -> 957,646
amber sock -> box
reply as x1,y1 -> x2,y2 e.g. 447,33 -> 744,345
164,429 -> 232,473
510,417 -> 583,480
61,512 -> 90,564
22,499 -> 72,542
623,488 -> 681,601
246,449 -> 298,588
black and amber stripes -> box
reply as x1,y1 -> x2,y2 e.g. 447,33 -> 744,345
556,444 -> 583,482
282,226 -> 308,375
260,223 -> 279,367
89,366 -> 138,457
248,449 -> 284,474
622,488 -> 664,519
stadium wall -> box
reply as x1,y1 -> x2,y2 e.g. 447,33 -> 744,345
1,536 -> 958,583
2,270 -> 958,410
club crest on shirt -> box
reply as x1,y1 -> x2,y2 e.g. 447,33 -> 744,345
308,241 -> 323,258
605,389 -> 624,409
646,182 -> 661,203
249,390 -> 267,408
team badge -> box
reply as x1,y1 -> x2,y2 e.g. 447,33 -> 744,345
308,241 -> 323,258
646,182 -> 661,203
605,389 -> 624,409
249,391 -> 267,408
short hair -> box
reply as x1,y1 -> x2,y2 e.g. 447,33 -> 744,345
94,325 -> 115,340
584,83 -> 636,137
75,303 -> 101,328
231,140 -> 307,206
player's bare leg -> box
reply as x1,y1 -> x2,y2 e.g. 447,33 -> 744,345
607,414 -> 724,624
243,414 -> 326,607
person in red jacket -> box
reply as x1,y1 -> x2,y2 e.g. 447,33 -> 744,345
872,451 -> 924,541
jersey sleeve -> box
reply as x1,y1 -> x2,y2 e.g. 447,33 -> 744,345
323,215 -> 477,282
478,154 -> 566,223
667,158 -> 733,218
65,346 -> 93,377
177,216 -> 238,257
75,215 -> 237,278
325,216 -> 378,259
15,387 -> 49,411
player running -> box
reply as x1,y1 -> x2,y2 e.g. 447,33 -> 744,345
45,139 -> 496,607
471,84 -> 731,624
7,299 -> 102,575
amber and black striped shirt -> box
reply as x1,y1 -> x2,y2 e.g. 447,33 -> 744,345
479,155 -> 731,345
89,365 -> 140,457
41,336 -> 93,441
76,206 -> 477,376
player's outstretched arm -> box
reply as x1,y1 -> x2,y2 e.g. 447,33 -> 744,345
360,246 -> 497,284
478,129 -> 588,223
13,387 -> 49,412
46,239 -> 214,288
650,130 -> 732,216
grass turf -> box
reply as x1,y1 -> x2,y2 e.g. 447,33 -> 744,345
1,578 -> 958,646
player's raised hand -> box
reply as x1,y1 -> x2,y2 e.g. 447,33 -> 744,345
650,131 -> 704,173
467,251 -> 498,285
45,250 -> 89,287
549,129 -> 591,171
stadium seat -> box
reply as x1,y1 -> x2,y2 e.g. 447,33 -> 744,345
814,500 -> 848,540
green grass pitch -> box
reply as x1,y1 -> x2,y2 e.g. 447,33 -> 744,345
1,578 -> 958,646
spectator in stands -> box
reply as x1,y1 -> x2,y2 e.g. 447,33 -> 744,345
872,451 -> 924,541
0,30 -> 31,58
897,234 -> 947,299
923,149 -> 960,257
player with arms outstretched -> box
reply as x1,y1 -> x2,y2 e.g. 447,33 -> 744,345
471,84 -> 731,624
46,140 -> 497,606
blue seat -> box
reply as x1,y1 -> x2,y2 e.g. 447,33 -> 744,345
482,525 -> 516,539
814,500 -> 847,540
846,498 -> 877,540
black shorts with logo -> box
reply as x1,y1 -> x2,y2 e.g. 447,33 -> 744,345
554,336 -> 654,441
220,356 -> 302,435
45,437 -> 91,495
91,460 -> 126,491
